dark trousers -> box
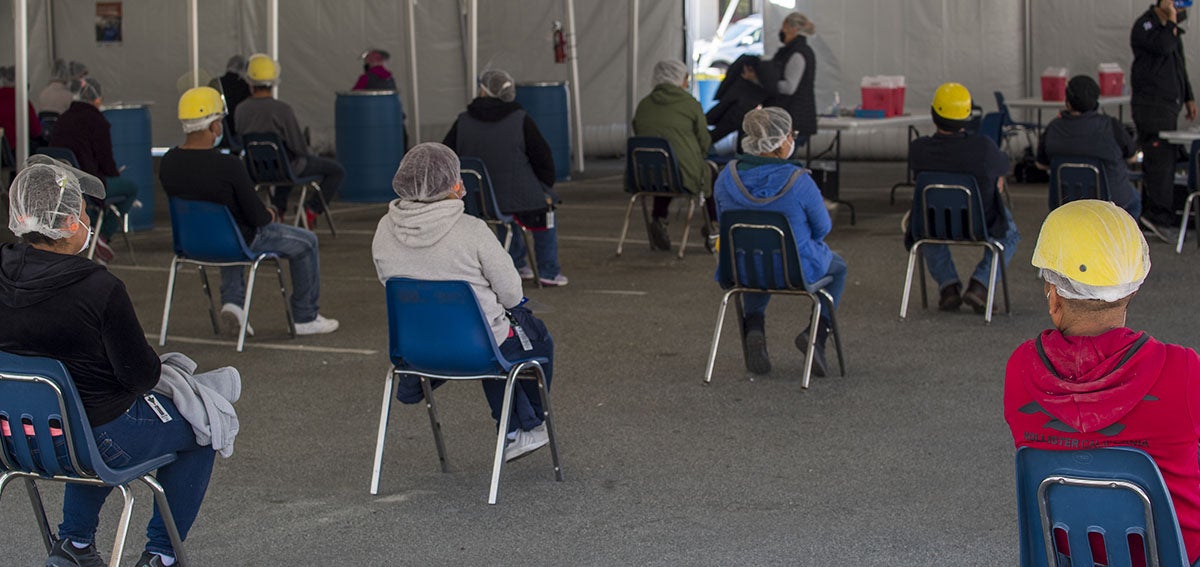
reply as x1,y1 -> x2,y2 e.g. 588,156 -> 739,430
271,155 -> 345,214
1132,102 -> 1181,225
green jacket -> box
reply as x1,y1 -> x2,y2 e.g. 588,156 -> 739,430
632,83 -> 713,196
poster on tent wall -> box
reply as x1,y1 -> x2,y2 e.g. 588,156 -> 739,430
95,2 -> 123,44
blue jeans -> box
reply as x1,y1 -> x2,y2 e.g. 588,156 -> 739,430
220,222 -> 322,323
272,154 -> 344,214
923,207 -> 1021,291
59,396 -> 215,557
743,252 -> 848,324
501,224 -> 561,279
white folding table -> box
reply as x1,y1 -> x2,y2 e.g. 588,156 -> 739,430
1002,95 -> 1131,128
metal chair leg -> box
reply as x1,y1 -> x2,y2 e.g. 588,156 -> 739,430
918,250 -> 928,309
196,266 -> 221,335
159,258 -> 181,346
819,289 -> 846,377
521,227 -> 542,288
531,363 -> 563,481
108,484 -> 136,567
369,369 -> 396,495
615,193 -> 640,256
800,296 -> 822,389
677,196 -> 697,259
119,211 -> 136,265
87,212 -> 105,260
23,477 -> 55,553
999,248 -> 1011,315
639,194 -> 654,250
899,245 -> 921,319
1179,192 -> 1198,254
420,376 -> 449,473
294,184 -> 310,229
140,474 -> 187,566
984,244 -> 1000,325
272,260 -> 296,337
312,183 -> 336,237
238,260 -> 263,352
488,374 -> 520,505
703,289 -> 738,383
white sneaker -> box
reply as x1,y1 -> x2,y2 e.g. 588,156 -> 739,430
517,265 -> 535,280
294,314 -> 339,335
219,303 -> 255,337
504,423 -> 549,462
538,273 -> 569,287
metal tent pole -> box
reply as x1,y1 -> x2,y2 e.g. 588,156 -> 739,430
565,0 -> 585,172
14,0 -> 29,166
269,0 -> 279,96
189,0 -> 199,88
467,0 -> 477,104
626,0 -> 638,136
408,0 -> 421,142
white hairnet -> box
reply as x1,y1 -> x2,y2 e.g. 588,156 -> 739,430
68,61 -> 89,80
742,107 -> 793,155
70,78 -> 101,101
479,69 -> 516,102
652,60 -> 688,87
8,158 -> 105,240
50,59 -> 70,82
182,115 -> 223,134
392,142 -> 461,202
226,55 -> 247,75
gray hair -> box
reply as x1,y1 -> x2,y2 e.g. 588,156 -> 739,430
783,12 -> 815,36
652,60 -> 688,87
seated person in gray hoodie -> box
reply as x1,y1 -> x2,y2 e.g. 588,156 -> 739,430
371,142 -> 554,462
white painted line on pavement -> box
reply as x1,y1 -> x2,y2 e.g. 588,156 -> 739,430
150,334 -> 378,355
583,290 -> 648,296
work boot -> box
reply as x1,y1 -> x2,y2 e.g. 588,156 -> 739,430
938,283 -> 963,311
962,279 -> 993,315
741,313 -> 770,375
648,218 -> 671,251
794,322 -> 831,378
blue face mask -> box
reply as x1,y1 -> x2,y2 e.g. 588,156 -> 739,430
213,133 -> 223,148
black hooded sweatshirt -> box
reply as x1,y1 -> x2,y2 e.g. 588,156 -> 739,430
0,243 -> 160,426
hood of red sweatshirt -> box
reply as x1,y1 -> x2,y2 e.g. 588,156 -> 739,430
1013,328 -> 1167,434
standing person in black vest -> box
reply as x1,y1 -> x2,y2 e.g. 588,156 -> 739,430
741,12 -> 817,149
442,69 -> 568,287
1130,0 -> 1195,242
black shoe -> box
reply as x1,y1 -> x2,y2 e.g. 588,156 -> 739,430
961,279 -> 993,315
794,332 -> 829,377
938,283 -> 963,311
648,219 -> 671,251
134,552 -> 172,567
743,328 -> 771,374
1139,215 -> 1178,244
46,538 -> 105,567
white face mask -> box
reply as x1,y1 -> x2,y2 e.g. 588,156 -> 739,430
77,226 -> 93,255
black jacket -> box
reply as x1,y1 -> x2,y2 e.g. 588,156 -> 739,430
1131,5 -> 1194,107
159,147 -> 273,243
49,101 -> 120,181
0,243 -> 160,426
764,36 -> 817,136
442,98 -> 556,189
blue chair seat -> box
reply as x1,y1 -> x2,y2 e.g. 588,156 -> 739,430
0,351 -> 189,565
159,198 -> 295,352
617,136 -> 712,259
370,278 -> 563,505
703,209 -> 846,388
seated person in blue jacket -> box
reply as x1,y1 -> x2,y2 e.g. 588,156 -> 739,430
713,107 -> 847,376
908,82 -> 1020,313
1035,75 -> 1140,219
372,142 -> 555,461
0,158 -> 218,567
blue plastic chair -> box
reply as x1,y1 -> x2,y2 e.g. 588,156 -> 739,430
900,172 -> 1010,323
241,132 -> 336,236
979,112 -> 1004,147
1177,140 -> 1200,253
0,350 -> 189,566
459,157 -> 541,288
33,146 -> 137,264
618,136 -> 711,259
702,210 -> 846,388
159,198 -> 295,352
1050,156 -> 1110,210
1016,447 -> 1189,567
995,91 -> 1040,149
369,278 -> 563,504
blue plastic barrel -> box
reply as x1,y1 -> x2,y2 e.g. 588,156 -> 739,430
335,91 -> 406,202
515,82 -> 570,181
103,105 -> 154,231
696,78 -> 721,113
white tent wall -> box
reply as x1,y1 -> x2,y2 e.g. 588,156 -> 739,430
761,0 -> 1025,160
2,0 -> 52,122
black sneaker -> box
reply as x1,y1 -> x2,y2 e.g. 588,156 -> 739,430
134,551 -> 172,567
794,332 -> 829,377
648,219 -> 671,251
743,328 -> 771,375
46,538 -> 105,567
938,283 -> 963,312
1139,215 -> 1178,244
962,279 -> 996,315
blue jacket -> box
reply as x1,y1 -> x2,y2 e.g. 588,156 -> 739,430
713,155 -> 833,281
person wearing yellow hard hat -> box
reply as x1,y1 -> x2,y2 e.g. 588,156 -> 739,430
907,82 -> 1019,314
235,53 -> 345,227
1004,199 -> 1200,564
160,86 -> 339,336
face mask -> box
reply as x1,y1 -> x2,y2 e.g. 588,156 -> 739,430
77,226 -> 93,255
778,30 -> 787,43
213,133 -> 224,148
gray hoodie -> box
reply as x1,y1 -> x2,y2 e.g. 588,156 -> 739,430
372,198 -> 523,343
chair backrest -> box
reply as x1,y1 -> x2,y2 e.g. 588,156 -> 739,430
242,132 -> 297,184
0,350 -> 101,480
459,156 -> 511,223
716,209 -> 807,291
37,111 -> 60,140
911,172 -> 989,242
979,112 -> 1004,147
1016,447 -> 1189,567
167,197 -> 256,263
1050,156 -> 1110,210
34,146 -> 81,169
625,136 -> 687,195
384,278 -> 508,376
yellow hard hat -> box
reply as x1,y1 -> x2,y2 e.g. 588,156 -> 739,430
246,53 -> 279,86
1031,200 -> 1150,301
178,86 -> 225,121
931,82 -> 972,121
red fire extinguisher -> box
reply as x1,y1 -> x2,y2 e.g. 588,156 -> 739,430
553,21 -> 567,64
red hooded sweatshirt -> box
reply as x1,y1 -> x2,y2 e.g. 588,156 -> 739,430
1005,328 -> 1200,562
